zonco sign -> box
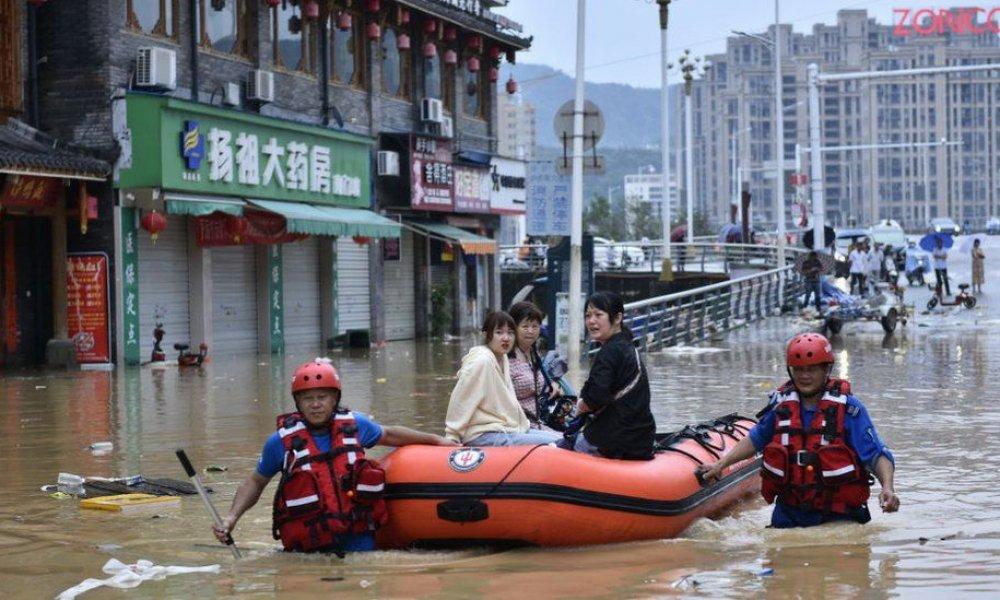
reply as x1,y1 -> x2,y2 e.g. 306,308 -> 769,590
893,7 -> 1000,36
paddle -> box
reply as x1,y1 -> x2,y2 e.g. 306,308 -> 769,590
176,449 -> 242,559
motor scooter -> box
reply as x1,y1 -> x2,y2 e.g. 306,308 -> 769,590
927,283 -> 977,310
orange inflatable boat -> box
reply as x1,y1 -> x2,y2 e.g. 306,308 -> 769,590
376,413 -> 761,549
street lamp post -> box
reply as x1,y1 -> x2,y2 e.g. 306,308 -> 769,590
656,0 -> 673,267
567,0 -> 586,386
772,0 -> 786,267
679,50 -> 710,244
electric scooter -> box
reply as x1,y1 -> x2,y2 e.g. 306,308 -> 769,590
927,282 -> 977,310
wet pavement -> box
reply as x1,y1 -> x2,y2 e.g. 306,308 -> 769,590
2,236 -> 999,598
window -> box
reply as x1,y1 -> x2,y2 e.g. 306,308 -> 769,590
423,41 -> 442,100
331,10 -> 364,87
463,59 -> 483,118
127,0 -> 179,39
442,62 -> 456,113
381,28 -> 411,98
199,0 -> 250,57
273,3 -> 318,75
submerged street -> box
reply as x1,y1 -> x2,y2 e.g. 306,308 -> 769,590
2,237 -> 998,598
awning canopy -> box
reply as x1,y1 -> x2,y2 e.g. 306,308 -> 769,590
405,220 -> 496,255
248,199 -> 400,238
164,194 -> 246,217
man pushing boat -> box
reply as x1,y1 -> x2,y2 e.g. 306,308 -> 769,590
700,333 -> 900,528
212,358 -> 455,555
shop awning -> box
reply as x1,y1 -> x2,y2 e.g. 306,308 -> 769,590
164,194 -> 246,216
405,220 -> 497,255
248,199 -> 400,238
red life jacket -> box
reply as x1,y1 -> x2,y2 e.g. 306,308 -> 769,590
271,410 -> 388,553
759,378 -> 871,515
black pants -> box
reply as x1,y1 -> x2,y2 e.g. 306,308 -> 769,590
935,268 -> 950,296
850,273 -> 866,296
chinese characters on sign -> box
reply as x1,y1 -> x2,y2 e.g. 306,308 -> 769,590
120,208 -> 141,365
526,161 -> 571,236
0,175 -> 61,211
453,165 -> 491,213
268,245 -> 284,354
67,253 -> 111,363
489,157 -> 527,215
410,135 -> 455,211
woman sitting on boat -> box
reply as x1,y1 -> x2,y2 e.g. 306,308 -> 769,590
566,291 -> 656,459
445,310 -> 563,446
508,301 -> 560,430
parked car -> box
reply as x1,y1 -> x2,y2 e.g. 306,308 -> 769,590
833,228 -> 872,278
986,218 -> 1000,235
927,217 -> 961,236
593,237 -> 645,270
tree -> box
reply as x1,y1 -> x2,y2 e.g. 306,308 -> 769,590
673,209 -> 712,237
583,194 -> 627,240
628,200 -> 661,240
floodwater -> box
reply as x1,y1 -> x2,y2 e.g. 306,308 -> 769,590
3,237 -> 999,598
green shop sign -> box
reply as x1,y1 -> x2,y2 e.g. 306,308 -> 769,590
119,94 -> 372,207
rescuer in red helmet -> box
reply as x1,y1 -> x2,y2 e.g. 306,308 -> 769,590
700,333 -> 899,527
212,358 -> 456,554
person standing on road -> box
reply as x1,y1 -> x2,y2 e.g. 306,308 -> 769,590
933,237 -> 951,296
699,333 -> 899,528
848,242 -> 868,296
212,359 -> 456,555
868,243 -> 885,293
971,238 -> 985,295
800,251 -> 826,313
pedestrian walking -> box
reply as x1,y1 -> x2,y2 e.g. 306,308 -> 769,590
800,251 -> 826,313
971,238 -> 985,295
848,242 -> 868,297
932,238 -> 951,296
868,243 -> 884,293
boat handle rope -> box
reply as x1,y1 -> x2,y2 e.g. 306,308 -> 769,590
480,443 -> 548,500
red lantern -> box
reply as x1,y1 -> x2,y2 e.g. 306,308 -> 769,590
366,22 -> 381,40
423,19 -> 437,34
488,45 -> 501,60
422,41 -> 436,58
466,34 -> 482,51
466,55 -> 480,73
397,6 -> 409,24
225,216 -> 250,244
336,11 -> 353,31
488,67 -> 499,83
505,76 -> 518,95
397,33 -> 410,50
140,210 -> 167,245
352,235 -> 371,246
364,0 -> 380,12
443,25 -> 457,41
303,0 -> 320,20
443,49 -> 457,65
264,0 -> 281,8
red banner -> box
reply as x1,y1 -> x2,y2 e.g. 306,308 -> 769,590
195,210 -> 305,247
0,174 -> 62,211
66,253 -> 110,363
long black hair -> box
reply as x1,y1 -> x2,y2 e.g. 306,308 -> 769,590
585,291 -> 633,342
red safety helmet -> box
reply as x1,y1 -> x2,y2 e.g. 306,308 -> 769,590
786,333 -> 834,367
291,358 -> 342,394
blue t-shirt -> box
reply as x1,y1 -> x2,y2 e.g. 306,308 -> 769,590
750,393 -> 894,527
257,413 -> 384,552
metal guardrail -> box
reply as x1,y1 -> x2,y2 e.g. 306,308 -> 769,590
500,241 -> 797,274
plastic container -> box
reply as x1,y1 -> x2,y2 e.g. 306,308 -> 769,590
57,472 -> 86,495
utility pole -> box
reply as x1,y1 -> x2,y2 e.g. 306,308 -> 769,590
773,0 -> 786,265
567,0 -> 586,386
679,50 -> 709,244
657,0 -> 673,268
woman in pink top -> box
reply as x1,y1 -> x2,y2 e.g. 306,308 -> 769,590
507,301 -> 560,430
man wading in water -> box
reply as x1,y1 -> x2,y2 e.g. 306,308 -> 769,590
700,333 -> 899,527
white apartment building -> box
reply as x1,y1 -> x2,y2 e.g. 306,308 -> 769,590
623,171 -> 681,228
497,94 -> 537,160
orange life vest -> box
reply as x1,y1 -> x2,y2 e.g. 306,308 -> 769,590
759,378 -> 871,515
271,410 -> 388,553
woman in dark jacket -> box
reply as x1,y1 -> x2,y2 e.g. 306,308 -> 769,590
571,292 -> 656,459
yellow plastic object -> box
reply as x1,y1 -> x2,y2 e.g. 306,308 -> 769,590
80,493 -> 181,513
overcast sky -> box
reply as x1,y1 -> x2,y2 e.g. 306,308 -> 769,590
496,0 -> 994,88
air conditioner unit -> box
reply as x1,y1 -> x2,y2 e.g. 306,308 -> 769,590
377,151 -> 400,176
247,69 -> 275,103
421,98 -> 444,123
136,47 -> 177,90
440,116 -> 454,139
222,82 -> 241,107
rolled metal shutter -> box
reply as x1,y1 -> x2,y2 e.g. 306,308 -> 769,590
283,237 -> 322,350
211,245 -> 258,355
138,215 -> 190,360
383,229 -> 415,340
336,237 -> 371,334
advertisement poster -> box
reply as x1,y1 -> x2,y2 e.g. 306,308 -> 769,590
410,135 -> 454,211
453,165 -> 492,213
66,253 -> 111,363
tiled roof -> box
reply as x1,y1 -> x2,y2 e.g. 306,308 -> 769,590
0,119 -> 110,180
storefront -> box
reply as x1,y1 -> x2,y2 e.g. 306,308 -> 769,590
0,119 -> 112,367
115,94 -> 398,364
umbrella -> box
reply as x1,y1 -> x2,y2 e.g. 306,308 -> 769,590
718,223 -> 740,243
671,225 -> 687,243
794,250 -> 836,275
959,234 -> 985,253
801,225 -> 836,249
919,232 -> 953,252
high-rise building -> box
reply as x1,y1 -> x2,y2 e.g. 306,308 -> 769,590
623,170 -> 680,230
687,9 -> 999,231
497,94 -> 537,160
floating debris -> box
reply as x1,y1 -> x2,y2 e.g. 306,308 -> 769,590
204,465 -> 228,473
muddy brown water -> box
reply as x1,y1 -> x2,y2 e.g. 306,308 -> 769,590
3,239 -> 1000,598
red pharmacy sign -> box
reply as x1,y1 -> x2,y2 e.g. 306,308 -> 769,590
893,7 -> 1000,36
67,253 -> 111,363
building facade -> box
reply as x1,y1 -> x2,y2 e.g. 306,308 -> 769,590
496,93 -> 535,160
687,9 -> 1000,231
1,0 -> 528,367
623,171 -> 680,227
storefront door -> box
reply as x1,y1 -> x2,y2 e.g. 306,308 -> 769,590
211,245 -> 259,355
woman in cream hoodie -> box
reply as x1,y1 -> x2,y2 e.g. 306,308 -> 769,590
445,311 -> 564,446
